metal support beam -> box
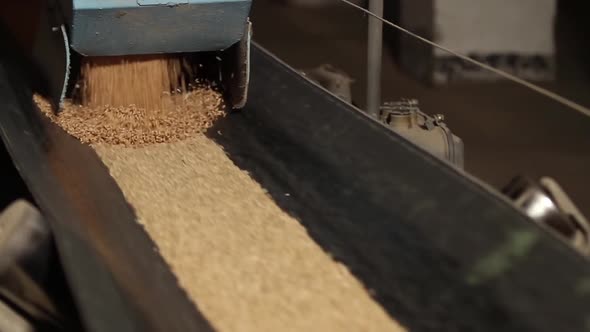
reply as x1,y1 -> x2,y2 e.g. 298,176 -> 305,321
366,0 -> 383,118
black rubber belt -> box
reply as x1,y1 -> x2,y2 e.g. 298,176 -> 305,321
208,45 -> 590,332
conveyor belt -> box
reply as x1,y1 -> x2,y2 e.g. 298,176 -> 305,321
0,30 -> 215,332
1,39 -> 590,331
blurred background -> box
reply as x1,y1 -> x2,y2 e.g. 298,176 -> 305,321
250,0 -> 590,216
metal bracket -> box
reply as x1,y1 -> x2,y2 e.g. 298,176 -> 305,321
222,19 -> 251,109
379,99 -> 464,168
503,176 -> 590,256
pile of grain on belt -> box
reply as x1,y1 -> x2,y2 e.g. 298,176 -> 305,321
79,55 -> 189,110
34,54 -> 406,330
94,137 -> 407,332
34,87 -> 224,146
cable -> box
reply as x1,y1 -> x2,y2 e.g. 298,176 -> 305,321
339,0 -> 590,118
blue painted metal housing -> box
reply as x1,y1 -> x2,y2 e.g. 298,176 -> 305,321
70,0 -> 252,56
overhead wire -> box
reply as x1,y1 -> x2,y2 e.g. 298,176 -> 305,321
339,0 -> 590,118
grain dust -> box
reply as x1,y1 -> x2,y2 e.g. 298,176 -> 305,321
34,88 -> 224,146
94,136 -> 407,332
79,55 -> 188,110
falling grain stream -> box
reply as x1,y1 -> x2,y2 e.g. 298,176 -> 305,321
33,55 -> 406,331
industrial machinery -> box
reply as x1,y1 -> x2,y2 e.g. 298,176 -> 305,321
503,176 -> 590,256
303,64 -> 355,104
379,99 -> 464,168
1,0 -> 252,109
300,65 -> 464,168
1,2 -> 590,331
